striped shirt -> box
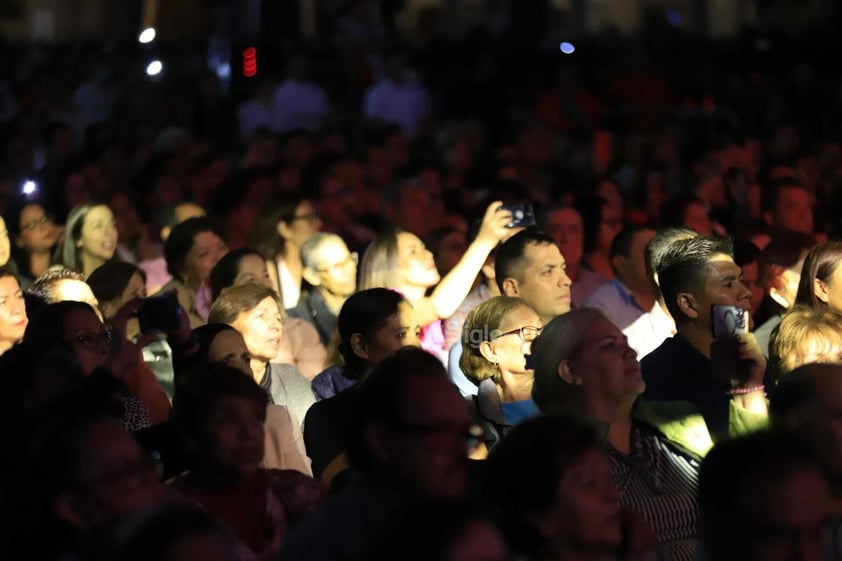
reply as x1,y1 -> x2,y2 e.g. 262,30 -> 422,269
608,425 -> 700,561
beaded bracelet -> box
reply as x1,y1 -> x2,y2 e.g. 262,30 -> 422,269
728,384 -> 765,396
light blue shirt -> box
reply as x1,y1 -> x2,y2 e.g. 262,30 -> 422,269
583,278 -> 646,330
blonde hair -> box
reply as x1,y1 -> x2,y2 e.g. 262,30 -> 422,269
459,296 -> 531,385
531,307 -> 609,413
771,305 -> 842,376
208,284 -> 282,325
357,227 -> 402,290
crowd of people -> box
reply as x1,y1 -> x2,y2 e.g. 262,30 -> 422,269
2,17 -> 842,561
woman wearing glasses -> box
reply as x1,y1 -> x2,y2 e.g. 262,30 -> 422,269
459,296 -> 542,450
7,200 -> 60,283
251,194 -> 323,310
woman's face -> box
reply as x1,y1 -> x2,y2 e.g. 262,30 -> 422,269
17,203 -> 59,253
183,231 -> 228,288
208,329 -> 253,376
360,301 -> 420,366
597,204 -> 623,253
206,395 -> 265,476
816,263 -> 842,313
282,201 -> 322,249
120,272 -> 147,305
487,305 -> 542,378
397,231 -> 440,289
61,307 -> 110,374
0,216 -> 10,266
231,297 -> 283,363
571,318 -> 644,405
234,254 -> 272,289
79,205 -> 118,263
0,275 -> 27,349
546,448 -> 621,553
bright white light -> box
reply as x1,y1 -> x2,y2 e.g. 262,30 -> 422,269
216,62 -> 231,80
560,42 -> 575,55
146,60 -> 163,76
22,180 -> 37,195
139,27 -> 156,44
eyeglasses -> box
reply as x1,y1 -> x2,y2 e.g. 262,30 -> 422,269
21,215 -> 52,231
391,420 -> 485,452
492,326 -> 542,342
315,252 -> 358,273
64,329 -> 113,351
291,211 -> 320,222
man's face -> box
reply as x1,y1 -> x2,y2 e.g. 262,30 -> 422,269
615,229 -> 655,291
735,469 -> 830,561
740,261 -> 763,317
382,374 -> 471,499
773,187 -> 814,234
505,242 -> 572,324
545,208 -> 584,267
691,254 -> 752,330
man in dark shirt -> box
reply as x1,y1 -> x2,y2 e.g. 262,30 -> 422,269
640,235 -> 766,438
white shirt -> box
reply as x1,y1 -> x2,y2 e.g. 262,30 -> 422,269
363,77 -> 431,137
623,301 -> 676,360
272,79 -> 331,133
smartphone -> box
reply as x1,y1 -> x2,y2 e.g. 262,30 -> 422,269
711,305 -> 749,339
138,292 -> 181,334
500,203 -> 536,228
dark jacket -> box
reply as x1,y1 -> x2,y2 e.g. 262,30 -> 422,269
287,290 -> 337,347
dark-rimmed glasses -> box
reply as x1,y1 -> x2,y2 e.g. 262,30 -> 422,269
492,326 -> 542,342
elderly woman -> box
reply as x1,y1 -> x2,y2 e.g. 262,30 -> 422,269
769,305 -> 842,380
459,296 -> 542,448
208,283 -> 315,425
0,267 -> 27,356
189,323 -> 312,475
531,307 -> 711,561
210,247 -> 327,379
357,201 -> 511,362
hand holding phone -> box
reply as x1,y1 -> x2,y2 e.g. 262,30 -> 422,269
500,203 -> 536,229
138,292 -> 182,334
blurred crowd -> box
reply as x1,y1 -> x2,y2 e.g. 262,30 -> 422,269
2,16 -> 842,561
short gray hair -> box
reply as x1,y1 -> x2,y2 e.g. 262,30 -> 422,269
301,232 -> 344,270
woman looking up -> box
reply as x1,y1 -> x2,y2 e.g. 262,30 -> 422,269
358,201 -> 511,361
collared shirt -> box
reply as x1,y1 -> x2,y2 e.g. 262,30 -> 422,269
624,301 -> 676,359
640,335 -> 732,438
583,278 -> 646,329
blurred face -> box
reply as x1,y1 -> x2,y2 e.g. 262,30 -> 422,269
317,177 -> 353,228
683,202 -> 714,235
546,208 -> 584,268
397,187 -> 436,239
0,216 -> 9,266
434,230 -> 467,276
310,237 -> 357,297
444,521 -> 509,561
70,420 -> 165,527
283,201 -> 322,249
397,231 -> 440,289
232,297 -> 283,363
79,205 -> 118,263
207,329 -> 253,376
61,307 -> 110,374
571,319 -> 644,407
692,255 -> 753,330
234,254 -> 272,289
598,205 -> 623,252
814,261 -> 842,313
120,272 -> 147,304
182,231 -> 227,289
546,448 -> 622,554
737,469 -> 829,561
383,374 -> 472,498
487,305 -> 542,378
616,229 -> 655,290
0,275 -> 26,349
17,203 -> 59,252
360,301 -> 420,365
507,242 -> 571,324
740,261 -> 763,317
206,395 -> 265,476
773,187 -> 814,234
